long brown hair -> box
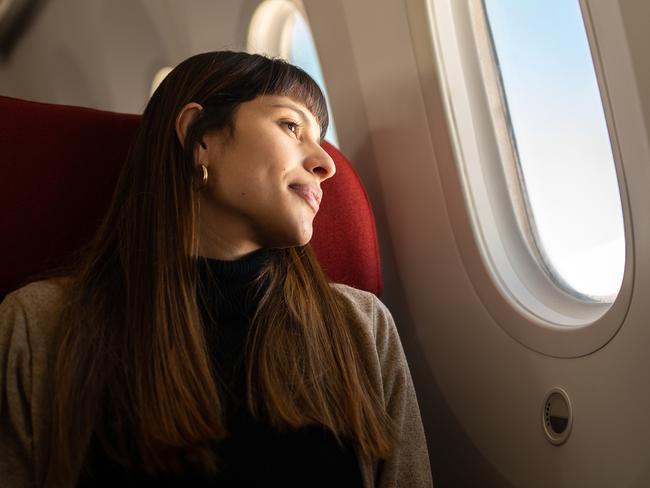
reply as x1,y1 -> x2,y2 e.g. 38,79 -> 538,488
47,51 -> 396,482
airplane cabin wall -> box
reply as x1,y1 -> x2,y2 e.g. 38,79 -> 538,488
620,0 -> 650,138
308,0 -> 650,486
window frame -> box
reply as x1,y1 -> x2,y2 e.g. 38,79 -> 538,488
405,0 -> 634,357
247,0 -> 299,59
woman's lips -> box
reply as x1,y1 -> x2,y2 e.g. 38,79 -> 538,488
289,184 -> 322,213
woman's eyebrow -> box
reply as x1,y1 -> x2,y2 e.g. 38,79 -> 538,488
270,103 -> 309,123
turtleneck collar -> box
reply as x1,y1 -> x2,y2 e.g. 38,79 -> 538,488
196,248 -> 271,322
199,248 -> 270,280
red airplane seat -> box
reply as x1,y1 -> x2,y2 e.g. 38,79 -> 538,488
0,95 -> 382,298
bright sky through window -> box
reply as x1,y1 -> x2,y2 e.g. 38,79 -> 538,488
286,11 -> 339,146
483,0 -> 624,300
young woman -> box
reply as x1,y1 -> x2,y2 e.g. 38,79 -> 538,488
0,51 -> 432,487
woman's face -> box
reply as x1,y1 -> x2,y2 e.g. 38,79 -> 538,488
196,94 -> 336,260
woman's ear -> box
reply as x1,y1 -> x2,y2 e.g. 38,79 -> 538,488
175,102 -> 204,148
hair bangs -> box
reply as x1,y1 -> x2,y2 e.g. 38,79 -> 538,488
262,59 -> 329,140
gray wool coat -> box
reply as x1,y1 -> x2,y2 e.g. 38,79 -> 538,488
0,280 -> 433,487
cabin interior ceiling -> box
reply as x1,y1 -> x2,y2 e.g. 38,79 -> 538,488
0,0 -> 259,113
4,0 -> 650,487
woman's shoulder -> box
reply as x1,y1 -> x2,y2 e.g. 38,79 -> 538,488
0,278 -> 70,353
330,283 -> 398,350
1,278 -> 69,318
0,279 -> 71,487
330,282 -> 383,327
330,282 -> 377,311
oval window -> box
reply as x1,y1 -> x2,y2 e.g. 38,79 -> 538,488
248,0 -> 339,146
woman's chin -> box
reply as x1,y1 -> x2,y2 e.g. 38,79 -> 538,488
298,224 -> 314,245
282,218 -> 314,247
287,227 -> 314,248
263,226 -> 313,249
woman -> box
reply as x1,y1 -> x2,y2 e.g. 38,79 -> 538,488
0,51 -> 432,487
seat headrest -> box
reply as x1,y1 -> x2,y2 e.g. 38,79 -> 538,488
0,95 -> 382,297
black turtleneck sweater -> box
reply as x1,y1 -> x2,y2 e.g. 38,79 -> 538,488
77,249 -> 363,487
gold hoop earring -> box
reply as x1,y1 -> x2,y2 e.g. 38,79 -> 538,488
195,164 -> 208,190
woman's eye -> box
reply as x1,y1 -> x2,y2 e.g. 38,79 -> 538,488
283,121 -> 300,137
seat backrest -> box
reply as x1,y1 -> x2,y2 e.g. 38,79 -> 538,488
0,95 -> 382,298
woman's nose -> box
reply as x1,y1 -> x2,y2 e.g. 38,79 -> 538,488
305,145 -> 336,181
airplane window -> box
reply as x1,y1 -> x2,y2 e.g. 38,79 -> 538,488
151,67 -> 173,96
248,0 -> 339,146
481,0 -> 624,301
